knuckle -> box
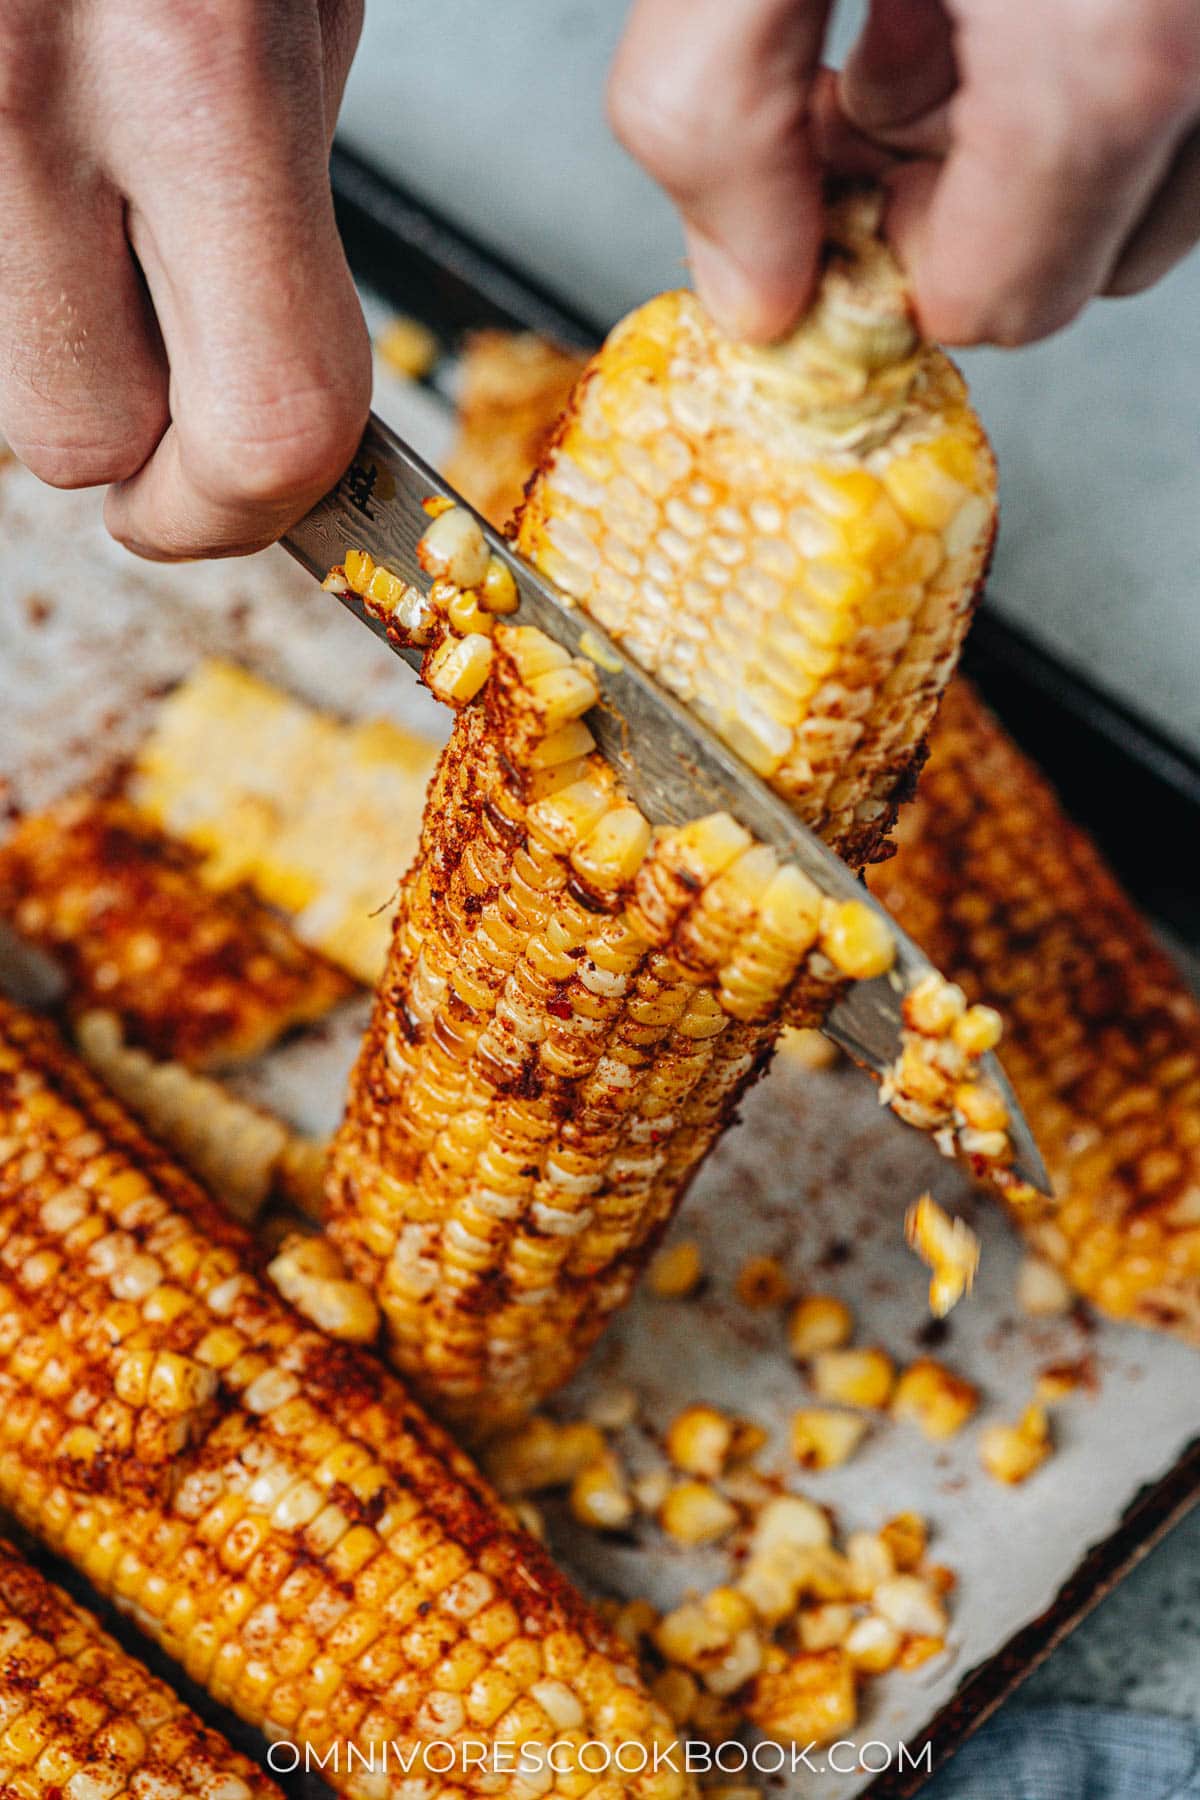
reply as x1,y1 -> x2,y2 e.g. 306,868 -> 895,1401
194,381 -> 366,510
606,73 -> 707,191
13,422 -> 160,490
1087,3 -> 1200,137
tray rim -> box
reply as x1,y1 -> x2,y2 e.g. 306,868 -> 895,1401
329,137 -> 1200,1794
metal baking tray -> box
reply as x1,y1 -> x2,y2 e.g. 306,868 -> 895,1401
329,141 -> 1200,1796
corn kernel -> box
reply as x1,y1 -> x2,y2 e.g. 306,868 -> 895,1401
481,555 -> 520,614
820,900 -> 896,980
810,1346 -> 895,1410
569,1458 -> 634,1532
746,1649 -> 857,1747
665,1404 -> 735,1479
904,1192 -> 980,1318
376,314 -> 438,379
891,1358 -> 979,1440
787,1293 -> 853,1360
425,632 -> 494,704
790,1408 -> 868,1470
952,1004 -> 1003,1054
648,1239 -> 704,1298
873,1575 -> 948,1638
734,1255 -> 790,1309
1016,1255 -> 1074,1318
417,505 -> 490,587
980,1405 -> 1052,1485
879,1512 -> 927,1571
660,1481 -> 739,1545
845,1613 -> 901,1674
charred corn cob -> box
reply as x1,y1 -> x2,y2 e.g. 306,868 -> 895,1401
129,661 -> 441,984
326,189 -> 1001,1432
0,1539 -> 281,1800
0,999 -> 691,1799
871,680 -> 1200,1341
74,1008 -> 326,1225
0,793 -> 349,1067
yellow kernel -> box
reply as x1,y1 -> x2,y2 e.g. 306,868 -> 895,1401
787,1293 -> 853,1360
979,1405 -> 1052,1486
481,556 -> 520,613
569,1459 -> 634,1532
660,1481 -> 739,1545
426,632 -> 494,704
891,1358 -> 979,1440
810,1347 -> 895,1410
735,1255 -> 791,1310
648,1239 -> 704,1298
376,313 -> 438,379
790,1408 -> 869,1470
952,1004 -> 1003,1054
820,899 -> 896,980
446,587 -> 495,638
665,1405 -> 735,1479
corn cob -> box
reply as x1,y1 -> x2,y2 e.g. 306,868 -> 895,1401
129,661 -> 441,984
870,680 -> 1200,1341
325,190 -> 1004,1434
0,792 -> 349,1067
0,997 -> 690,1798
0,1538 -> 282,1800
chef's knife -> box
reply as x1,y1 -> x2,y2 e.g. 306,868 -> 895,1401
283,414 -> 1049,1193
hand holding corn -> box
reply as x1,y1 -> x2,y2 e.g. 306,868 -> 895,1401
610,0 -> 1200,344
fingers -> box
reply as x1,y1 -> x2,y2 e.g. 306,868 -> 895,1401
97,1 -> 370,560
1105,123 -> 1200,294
608,0 -> 833,340
840,0 -> 956,145
0,140 -> 168,490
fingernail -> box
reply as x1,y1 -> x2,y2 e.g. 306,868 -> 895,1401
685,229 -> 770,339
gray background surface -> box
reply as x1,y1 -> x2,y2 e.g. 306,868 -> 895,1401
342,0 -> 1200,757
340,0 -> 1199,1726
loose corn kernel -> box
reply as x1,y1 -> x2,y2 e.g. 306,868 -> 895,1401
845,1614 -> 902,1674
891,1357 -> 980,1440
873,1575 -> 948,1638
632,1468 -> 672,1514
904,1192 -> 980,1318
376,313 -> 438,379
952,1004 -> 1003,1055
1016,1255 -> 1074,1318
879,1512 -> 928,1571
570,1458 -> 635,1532
798,1602 -> 855,1652
665,1404 -> 736,1479
650,1666 -> 698,1724
417,504 -> 491,587
846,1530 -> 896,1597
790,1408 -> 869,1470
899,1635 -> 946,1671
746,1648 -> 857,1747
735,1255 -> 791,1309
980,1404 -> 1053,1485
905,973 -> 966,1035
267,1234 -> 381,1345
787,1293 -> 854,1360
778,1027 -> 841,1071
660,1481 -> 739,1545
482,1417 -> 607,1495
810,1346 -> 895,1410
648,1239 -> 704,1298
820,899 -> 896,980
748,1495 -> 833,1559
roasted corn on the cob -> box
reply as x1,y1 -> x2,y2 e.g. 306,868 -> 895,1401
0,1539 -> 282,1800
0,793 -> 349,1067
0,998 -> 691,1798
326,189 -> 1003,1433
130,661 -> 441,984
871,680 -> 1200,1341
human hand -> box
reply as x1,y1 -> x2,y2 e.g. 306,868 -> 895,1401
0,0 -> 371,559
608,0 -> 1200,345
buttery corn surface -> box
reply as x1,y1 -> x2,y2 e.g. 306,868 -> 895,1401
871,682 -> 1200,1341
0,999 -> 690,1799
0,1539 -> 281,1800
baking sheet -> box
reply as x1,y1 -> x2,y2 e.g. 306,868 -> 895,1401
1,348 -> 1197,1799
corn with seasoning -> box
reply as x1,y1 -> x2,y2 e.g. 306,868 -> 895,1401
0,997 -> 693,1800
871,679 -> 1200,1341
0,1539 -> 282,1800
325,187 -> 1004,1433
0,792 -> 349,1067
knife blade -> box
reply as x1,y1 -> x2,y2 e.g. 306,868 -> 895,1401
283,413 -> 1049,1193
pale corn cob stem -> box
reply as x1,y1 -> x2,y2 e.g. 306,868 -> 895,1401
871,680 -> 1200,1341
0,1539 -> 281,1800
0,999 -> 691,1800
0,792 -> 350,1068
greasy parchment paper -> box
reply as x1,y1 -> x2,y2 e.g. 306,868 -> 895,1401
1,357 -> 1197,1799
